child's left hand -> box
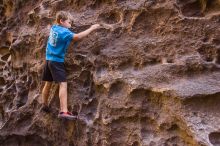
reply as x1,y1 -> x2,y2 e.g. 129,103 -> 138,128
91,24 -> 101,30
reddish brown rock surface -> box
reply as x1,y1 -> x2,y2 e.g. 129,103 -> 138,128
0,0 -> 220,146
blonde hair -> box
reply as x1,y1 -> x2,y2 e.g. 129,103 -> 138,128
55,11 -> 70,24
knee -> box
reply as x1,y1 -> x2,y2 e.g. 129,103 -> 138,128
59,82 -> 67,89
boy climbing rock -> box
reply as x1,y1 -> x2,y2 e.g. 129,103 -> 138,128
41,11 -> 101,120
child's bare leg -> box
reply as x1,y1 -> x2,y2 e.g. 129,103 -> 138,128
59,82 -> 68,112
42,81 -> 52,105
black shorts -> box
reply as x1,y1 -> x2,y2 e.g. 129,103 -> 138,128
42,60 -> 66,82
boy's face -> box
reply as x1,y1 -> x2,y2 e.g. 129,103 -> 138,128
60,19 -> 71,28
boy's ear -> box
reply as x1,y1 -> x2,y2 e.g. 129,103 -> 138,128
59,19 -> 64,24
59,19 -> 62,24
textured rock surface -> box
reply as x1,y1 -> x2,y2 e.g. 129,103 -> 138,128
0,0 -> 220,145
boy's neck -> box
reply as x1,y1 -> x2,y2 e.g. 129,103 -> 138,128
55,23 -> 64,27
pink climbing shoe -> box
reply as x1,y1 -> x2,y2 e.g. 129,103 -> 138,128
58,112 -> 77,120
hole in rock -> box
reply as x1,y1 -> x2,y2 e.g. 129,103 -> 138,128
0,77 -> 6,86
177,0 -> 220,17
0,46 -> 9,56
209,132 -> 220,145
177,0 -> 201,17
1,53 -> 10,61
98,11 -> 121,24
109,81 -> 129,98
117,58 -> 133,71
79,70 -> 92,87
132,11 -> 156,35
216,49 -> 220,64
197,45 -> 216,62
129,88 -> 148,99
0,134 -> 50,146
132,141 -> 140,146
91,0 -> 113,8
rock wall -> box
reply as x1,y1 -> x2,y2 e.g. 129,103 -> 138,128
0,0 -> 220,146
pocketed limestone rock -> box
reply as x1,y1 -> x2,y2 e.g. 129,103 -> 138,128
0,0 -> 220,146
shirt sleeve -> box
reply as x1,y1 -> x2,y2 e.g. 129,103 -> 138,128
64,30 -> 74,42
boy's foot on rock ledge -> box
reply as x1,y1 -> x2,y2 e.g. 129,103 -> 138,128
58,112 -> 77,120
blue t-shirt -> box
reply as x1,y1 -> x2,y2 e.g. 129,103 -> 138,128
46,25 -> 74,62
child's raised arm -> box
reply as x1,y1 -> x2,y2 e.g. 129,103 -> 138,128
73,24 -> 100,41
